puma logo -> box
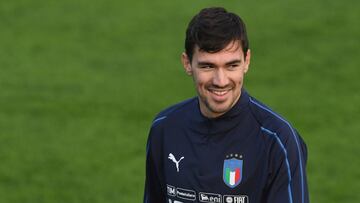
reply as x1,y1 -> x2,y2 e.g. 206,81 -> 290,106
168,153 -> 184,172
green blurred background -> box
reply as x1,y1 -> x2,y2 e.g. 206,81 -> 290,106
0,0 -> 359,202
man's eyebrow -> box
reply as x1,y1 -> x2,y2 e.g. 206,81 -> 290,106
225,59 -> 242,65
196,59 -> 242,67
197,61 -> 215,66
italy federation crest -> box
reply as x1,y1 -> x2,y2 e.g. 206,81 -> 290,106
223,155 -> 243,188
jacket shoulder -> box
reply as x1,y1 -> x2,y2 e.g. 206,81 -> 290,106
248,95 -> 307,160
248,96 -> 296,137
151,97 -> 196,128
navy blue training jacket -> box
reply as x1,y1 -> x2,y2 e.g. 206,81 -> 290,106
144,90 -> 309,203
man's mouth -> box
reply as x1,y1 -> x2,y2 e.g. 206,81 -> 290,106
210,89 -> 229,96
208,88 -> 232,98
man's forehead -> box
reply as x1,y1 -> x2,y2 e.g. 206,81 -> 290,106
194,41 -> 243,56
193,41 -> 244,62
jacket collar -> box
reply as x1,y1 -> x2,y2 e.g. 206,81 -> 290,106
189,88 -> 250,135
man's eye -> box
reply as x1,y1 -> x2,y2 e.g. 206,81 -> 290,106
200,65 -> 212,69
229,64 -> 239,69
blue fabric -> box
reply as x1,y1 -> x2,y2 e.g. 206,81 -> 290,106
144,89 -> 309,203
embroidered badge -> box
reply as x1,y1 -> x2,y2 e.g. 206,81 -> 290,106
223,154 -> 243,188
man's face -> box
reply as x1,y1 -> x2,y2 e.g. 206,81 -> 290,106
182,41 -> 250,118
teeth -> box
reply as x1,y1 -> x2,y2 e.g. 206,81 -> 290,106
211,90 -> 228,96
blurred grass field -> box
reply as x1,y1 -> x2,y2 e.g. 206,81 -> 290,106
0,0 -> 359,202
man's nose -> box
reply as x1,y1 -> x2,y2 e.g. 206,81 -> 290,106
213,68 -> 229,87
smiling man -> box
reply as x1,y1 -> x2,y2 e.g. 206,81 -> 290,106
144,7 -> 309,203
182,40 -> 249,118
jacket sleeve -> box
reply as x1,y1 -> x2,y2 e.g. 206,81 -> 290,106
143,125 -> 166,203
265,129 -> 309,203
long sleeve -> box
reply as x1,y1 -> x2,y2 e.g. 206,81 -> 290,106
143,126 -> 166,203
264,129 -> 309,203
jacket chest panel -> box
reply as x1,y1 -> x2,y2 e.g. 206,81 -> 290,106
162,127 -> 269,198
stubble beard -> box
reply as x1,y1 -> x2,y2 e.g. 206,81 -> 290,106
200,88 -> 241,118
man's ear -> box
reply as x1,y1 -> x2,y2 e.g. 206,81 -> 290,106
244,49 -> 251,73
181,52 -> 193,76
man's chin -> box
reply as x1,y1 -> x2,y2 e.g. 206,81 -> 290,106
200,97 -> 235,117
207,104 -> 233,116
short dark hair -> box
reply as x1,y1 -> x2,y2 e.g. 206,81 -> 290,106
185,7 -> 249,61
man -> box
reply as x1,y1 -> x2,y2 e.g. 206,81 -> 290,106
144,7 -> 309,203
